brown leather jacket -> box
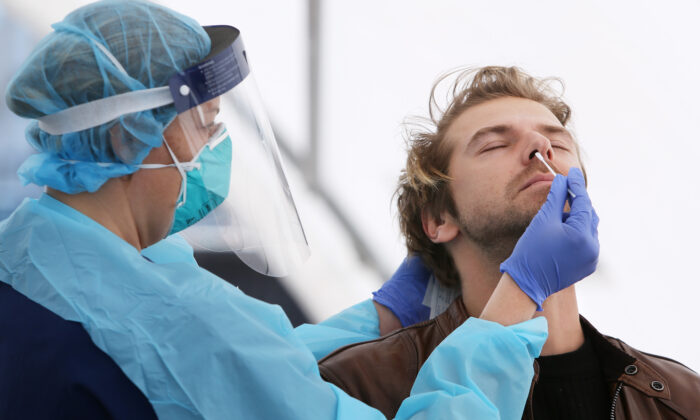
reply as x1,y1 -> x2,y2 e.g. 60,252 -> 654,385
319,298 -> 700,419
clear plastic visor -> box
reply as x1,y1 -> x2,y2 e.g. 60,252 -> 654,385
170,75 -> 309,277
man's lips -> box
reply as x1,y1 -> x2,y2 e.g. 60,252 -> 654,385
520,173 -> 555,191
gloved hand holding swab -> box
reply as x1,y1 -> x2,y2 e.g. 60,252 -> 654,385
532,151 -> 576,198
500,167 -> 597,310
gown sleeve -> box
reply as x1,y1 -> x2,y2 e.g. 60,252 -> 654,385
294,299 -> 381,360
393,317 -> 546,419
139,239 -> 546,418
221,290 -> 547,419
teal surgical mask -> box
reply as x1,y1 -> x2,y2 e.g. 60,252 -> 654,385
163,128 -> 232,235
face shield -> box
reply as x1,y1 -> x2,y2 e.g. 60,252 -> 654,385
38,26 -> 309,277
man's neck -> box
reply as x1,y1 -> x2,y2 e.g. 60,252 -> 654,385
453,239 -> 584,356
535,287 -> 584,356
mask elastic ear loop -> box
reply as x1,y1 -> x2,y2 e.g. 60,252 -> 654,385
163,138 -> 188,209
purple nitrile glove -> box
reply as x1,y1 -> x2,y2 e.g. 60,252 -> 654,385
373,255 -> 431,327
500,168 -> 599,310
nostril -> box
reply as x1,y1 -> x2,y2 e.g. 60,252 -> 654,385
528,150 -> 537,160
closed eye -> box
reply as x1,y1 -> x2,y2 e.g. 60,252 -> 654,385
480,144 -> 507,153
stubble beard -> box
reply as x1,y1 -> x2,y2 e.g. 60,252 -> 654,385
457,166 -> 550,264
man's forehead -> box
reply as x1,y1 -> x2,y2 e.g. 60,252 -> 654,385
445,97 -> 565,146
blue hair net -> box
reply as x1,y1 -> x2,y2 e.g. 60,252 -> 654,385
5,0 -> 211,193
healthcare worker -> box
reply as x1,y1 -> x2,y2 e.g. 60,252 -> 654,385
0,1 -> 599,419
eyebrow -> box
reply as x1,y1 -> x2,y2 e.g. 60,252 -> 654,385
467,125 -> 511,150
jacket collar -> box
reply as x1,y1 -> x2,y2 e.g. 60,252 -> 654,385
579,316 -> 634,382
580,316 -> 672,400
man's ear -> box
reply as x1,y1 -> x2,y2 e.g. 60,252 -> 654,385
421,208 -> 459,244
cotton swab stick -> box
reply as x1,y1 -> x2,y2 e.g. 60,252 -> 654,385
533,152 -> 576,198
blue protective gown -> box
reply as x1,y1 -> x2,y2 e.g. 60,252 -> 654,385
0,194 -> 547,419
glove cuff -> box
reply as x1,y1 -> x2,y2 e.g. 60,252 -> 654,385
499,263 -> 545,312
372,290 -> 430,327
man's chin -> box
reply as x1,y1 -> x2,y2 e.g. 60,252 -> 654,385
458,185 -> 550,252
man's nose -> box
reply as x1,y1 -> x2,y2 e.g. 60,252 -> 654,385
521,131 -> 553,166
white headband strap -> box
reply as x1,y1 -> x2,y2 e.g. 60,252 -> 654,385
37,86 -> 174,135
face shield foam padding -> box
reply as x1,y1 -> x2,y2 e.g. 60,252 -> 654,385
5,0 -> 211,193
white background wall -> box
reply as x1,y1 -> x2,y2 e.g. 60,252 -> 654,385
4,0 -> 699,372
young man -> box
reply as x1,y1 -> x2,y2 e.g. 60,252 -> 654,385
318,66 -> 700,419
